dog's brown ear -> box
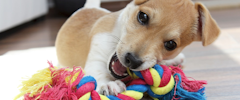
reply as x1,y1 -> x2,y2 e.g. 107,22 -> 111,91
134,0 -> 148,5
194,3 -> 220,46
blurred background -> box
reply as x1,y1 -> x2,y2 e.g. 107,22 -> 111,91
0,0 -> 240,55
0,0 -> 240,99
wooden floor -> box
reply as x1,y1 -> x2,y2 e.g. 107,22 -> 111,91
0,17 -> 66,55
0,3 -> 240,100
182,8 -> 240,99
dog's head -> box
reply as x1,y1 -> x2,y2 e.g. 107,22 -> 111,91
108,0 -> 220,79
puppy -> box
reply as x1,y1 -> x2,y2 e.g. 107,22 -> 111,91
55,0 -> 220,95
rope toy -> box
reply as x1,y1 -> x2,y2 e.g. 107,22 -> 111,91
15,62 -> 207,100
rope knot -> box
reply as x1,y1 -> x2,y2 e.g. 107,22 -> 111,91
133,64 -> 175,97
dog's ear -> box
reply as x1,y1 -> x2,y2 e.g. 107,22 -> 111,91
134,0 -> 148,5
194,3 -> 220,46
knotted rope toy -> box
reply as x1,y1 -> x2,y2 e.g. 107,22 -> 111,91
15,62 -> 207,100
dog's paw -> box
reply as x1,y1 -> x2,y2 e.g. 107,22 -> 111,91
160,53 -> 185,66
97,80 -> 126,96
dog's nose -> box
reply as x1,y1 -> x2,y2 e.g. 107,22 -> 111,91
125,53 -> 143,69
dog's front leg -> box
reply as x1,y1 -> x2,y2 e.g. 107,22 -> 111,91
84,61 -> 126,95
84,33 -> 126,96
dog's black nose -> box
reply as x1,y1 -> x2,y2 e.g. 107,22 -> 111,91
125,53 -> 143,69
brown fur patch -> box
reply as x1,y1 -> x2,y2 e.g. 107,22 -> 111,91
56,8 -> 110,68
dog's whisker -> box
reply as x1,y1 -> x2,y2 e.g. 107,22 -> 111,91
102,41 -> 119,44
108,35 -> 125,44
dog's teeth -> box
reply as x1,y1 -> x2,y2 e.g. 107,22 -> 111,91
123,73 -> 128,76
112,62 -> 114,66
112,67 -> 117,74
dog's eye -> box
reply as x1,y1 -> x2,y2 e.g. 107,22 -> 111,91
137,11 -> 149,25
164,40 -> 177,51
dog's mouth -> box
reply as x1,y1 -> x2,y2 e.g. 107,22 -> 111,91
109,53 -> 129,79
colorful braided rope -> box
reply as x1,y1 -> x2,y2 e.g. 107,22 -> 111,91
74,64 -> 206,100
16,63 -> 207,100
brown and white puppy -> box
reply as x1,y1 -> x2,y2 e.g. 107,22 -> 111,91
55,0 -> 220,95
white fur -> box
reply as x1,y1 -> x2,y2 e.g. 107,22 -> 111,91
136,54 -> 157,71
161,53 -> 185,66
84,26 -> 124,95
84,33 -> 118,92
83,0 -> 127,94
84,0 -> 101,8
84,2 -> 132,94
83,0 -> 110,13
